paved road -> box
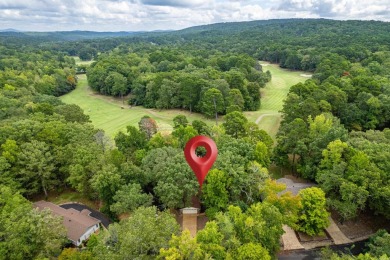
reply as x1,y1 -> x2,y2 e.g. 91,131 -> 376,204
278,240 -> 368,260
60,203 -> 112,228
279,249 -> 321,260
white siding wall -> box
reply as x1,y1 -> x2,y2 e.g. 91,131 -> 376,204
75,224 -> 99,246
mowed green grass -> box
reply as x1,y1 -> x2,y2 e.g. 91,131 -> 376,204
61,61 -> 309,139
71,56 -> 94,66
244,62 -> 311,139
60,74 -> 217,137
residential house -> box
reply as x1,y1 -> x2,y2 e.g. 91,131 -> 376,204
34,201 -> 101,246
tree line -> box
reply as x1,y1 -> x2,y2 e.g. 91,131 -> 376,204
86,48 -> 270,117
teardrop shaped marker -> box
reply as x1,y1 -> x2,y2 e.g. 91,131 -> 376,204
184,135 -> 218,188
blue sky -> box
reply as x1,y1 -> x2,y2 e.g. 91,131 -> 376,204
0,0 -> 389,31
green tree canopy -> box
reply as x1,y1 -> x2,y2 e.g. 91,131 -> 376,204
297,187 -> 330,236
93,206 -> 179,259
110,183 -> 153,215
0,186 -> 67,259
201,88 -> 225,124
223,111 -> 248,138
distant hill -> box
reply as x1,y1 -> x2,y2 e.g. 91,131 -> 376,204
0,30 -> 146,41
0,28 -> 20,32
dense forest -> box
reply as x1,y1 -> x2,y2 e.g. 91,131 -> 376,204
0,19 -> 389,259
87,50 -> 269,115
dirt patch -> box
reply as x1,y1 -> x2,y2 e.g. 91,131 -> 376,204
332,210 -> 390,241
197,214 -> 208,231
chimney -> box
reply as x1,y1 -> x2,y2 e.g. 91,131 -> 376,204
180,207 -> 199,237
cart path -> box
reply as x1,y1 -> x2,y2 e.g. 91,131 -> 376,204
255,112 -> 280,124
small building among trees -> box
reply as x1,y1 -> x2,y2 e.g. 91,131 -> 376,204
34,201 -> 100,246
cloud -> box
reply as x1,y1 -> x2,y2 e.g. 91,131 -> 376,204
277,0 -> 335,16
0,0 -> 389,31
140,0 -> 212,8
277,0 -> 390,19
0,0 -> 29,9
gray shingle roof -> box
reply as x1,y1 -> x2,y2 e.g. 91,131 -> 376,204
33,201 -> 100,243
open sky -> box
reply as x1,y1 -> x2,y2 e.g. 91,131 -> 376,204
1,0 -> 389,32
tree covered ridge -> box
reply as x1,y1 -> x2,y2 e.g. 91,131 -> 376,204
7,19 -> 386,70
4,19 -> 390,72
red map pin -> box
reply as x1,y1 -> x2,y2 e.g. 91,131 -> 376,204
184,135 -> 218,188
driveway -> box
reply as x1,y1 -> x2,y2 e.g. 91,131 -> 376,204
278,239 -> 368,259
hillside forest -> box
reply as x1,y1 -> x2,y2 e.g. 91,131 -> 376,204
0,19 -> 389,259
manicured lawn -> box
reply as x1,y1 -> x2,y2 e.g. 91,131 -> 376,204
244,62 -> 310,138
257,115 -> 282,140
60,74 -> 217,137
72,56 -> 94,66
61,61 -> 309,139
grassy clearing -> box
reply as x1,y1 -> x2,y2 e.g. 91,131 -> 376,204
259,62 -> 310,111
244,62 -> 310,138
60,74 -> 217,138
48,191 -> 98,210
32,189 -> 98,210
257,115 -> 282,140
72,56 -> 94,66
61,62 -> 309,138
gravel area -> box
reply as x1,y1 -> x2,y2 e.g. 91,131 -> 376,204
276,177 -> 316,195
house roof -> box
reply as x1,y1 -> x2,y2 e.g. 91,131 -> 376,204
33,201 -> 101,243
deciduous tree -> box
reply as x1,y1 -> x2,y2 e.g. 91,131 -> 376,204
173,115 -> 188,129
201,88 -> 225,124
202,169 -> 229,218
0,186 -> 67,259
16,140 -> 55,197
158,230 -> 207,260
93,207 -> 179,259
110,183 -> 153,215
115,125 -> 147,155
138,115 -> 158,140
297,187 -> 330,236
233,243 -> 271,260
153,154 -> 199,209
227,89 -> 244,111
254,141 -> 270,168
223,111 -> 248,138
